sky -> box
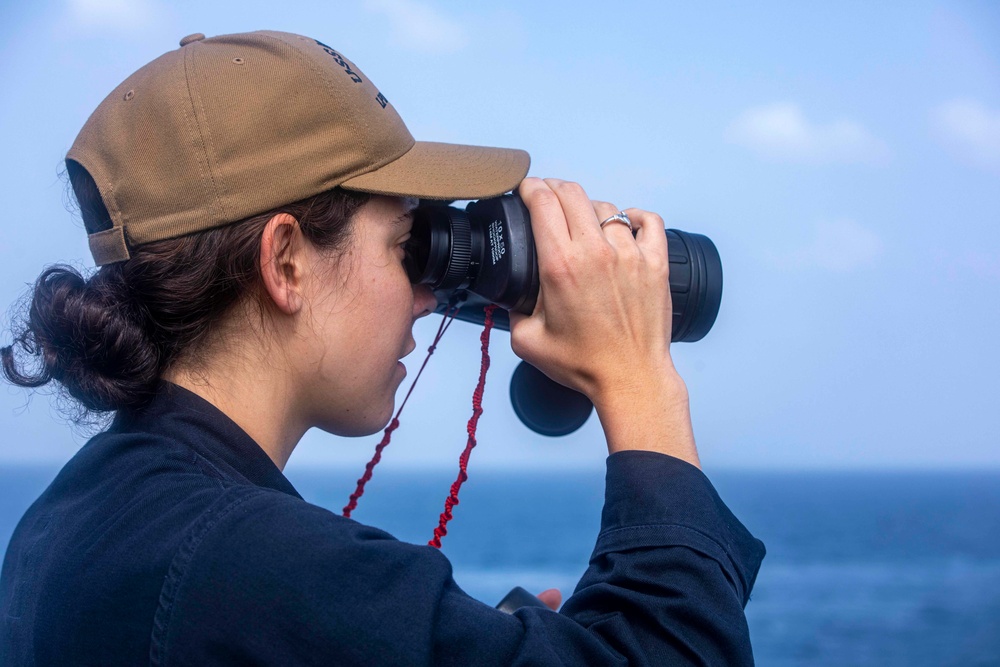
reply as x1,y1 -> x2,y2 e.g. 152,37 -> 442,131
0,0 -> 997,472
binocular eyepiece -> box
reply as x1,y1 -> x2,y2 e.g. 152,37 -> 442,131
405,194 -> 723,436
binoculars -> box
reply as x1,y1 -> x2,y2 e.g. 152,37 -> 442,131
405,194 -> 723,436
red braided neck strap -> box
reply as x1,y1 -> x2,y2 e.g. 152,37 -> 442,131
342,304 -> 461,518
429,304 -> 497,548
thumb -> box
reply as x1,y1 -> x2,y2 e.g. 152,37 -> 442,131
537,588 -> 562,611
508,282 -> 544,330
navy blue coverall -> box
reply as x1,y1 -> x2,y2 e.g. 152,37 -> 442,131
1,382 -> 765,665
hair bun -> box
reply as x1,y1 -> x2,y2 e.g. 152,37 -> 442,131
2,265 -> 160,414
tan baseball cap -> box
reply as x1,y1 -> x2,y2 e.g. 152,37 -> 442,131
67,30 -> 531,265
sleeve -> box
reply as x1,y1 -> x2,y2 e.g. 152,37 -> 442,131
150,452 -> 765,667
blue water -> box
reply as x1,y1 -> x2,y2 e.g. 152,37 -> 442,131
2,465 -> 998,666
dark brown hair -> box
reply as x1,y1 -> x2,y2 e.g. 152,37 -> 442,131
1,161 -> 370,419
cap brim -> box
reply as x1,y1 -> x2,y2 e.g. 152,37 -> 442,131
340,141 -> 529,200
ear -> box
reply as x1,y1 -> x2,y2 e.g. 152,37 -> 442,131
259,213 -> 307,315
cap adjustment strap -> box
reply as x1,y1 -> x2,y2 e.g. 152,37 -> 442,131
88,226 -> 130,265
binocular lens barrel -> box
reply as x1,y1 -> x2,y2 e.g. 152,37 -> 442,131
664,229 -> 724,343
406,194 -> 723,343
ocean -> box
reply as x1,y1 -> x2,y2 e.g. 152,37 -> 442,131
2,465 -> 998,666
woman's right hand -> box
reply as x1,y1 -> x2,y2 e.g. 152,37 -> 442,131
509,177 -> 699,467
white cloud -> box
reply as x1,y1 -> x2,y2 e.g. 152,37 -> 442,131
728,102 -> 890,164
67,0 -> 158,30
364,0 -> 470,54
765,218 -> 883,272
932,99 -> 1000,171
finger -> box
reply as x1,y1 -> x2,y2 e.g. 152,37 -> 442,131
508,310 -> 527,329
595,203 -> 638,248
543,178 -> 601,243
508,285 -> 544,359
537,588 -> 562,611
591,200 -> 618,228
624,207 -> 667,258
517,177 -> 570,260
591,200 -> 619,242
508,294 -> 543,330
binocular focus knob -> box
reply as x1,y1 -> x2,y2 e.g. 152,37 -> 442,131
509,361 -> 593,436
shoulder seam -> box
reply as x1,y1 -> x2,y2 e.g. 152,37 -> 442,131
148,487 -> 268,666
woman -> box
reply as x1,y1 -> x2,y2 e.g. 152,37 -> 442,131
1,30 -> 764,665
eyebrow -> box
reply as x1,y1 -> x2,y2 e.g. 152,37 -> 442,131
392,211 -> 414,227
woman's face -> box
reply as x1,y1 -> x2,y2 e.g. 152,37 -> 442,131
297,195 -> 436,436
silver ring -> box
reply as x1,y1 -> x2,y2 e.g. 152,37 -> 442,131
599,211 -> 632,232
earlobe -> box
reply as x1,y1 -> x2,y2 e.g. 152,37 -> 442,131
260,213 -> 305,315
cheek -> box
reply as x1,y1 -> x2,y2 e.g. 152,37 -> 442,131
354,268 -> 414,348
372,264 -> 415,319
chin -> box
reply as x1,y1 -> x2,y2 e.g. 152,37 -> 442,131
320,403 -> 395,438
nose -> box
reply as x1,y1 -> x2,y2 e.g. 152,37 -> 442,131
412,284 -> 437,320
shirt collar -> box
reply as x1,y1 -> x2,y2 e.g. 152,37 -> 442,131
114,381 -> 303,499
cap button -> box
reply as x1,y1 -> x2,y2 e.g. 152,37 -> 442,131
179,33 -> 206,47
